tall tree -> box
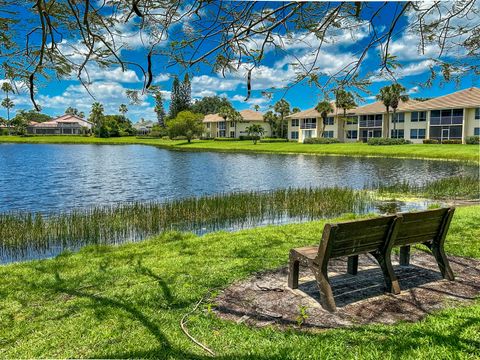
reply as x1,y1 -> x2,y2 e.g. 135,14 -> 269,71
315,100 -> 334,138
65,107 -> 85,118
118,104 -> 128,118
169,76 -> 181,118
292,107 -> 301,114
218,105 -> 233,137
273,99 -> 291,138
263,110 -> 278,136
89,102 -> 104,127
167,111 -> 204,143
191,96 -> 232,115
1,82 -> 14,134
1,98 -> 14,134
180,73 -> 192,110
153,91 -> 166,127
376,86 -> 393,136
335,89 -> 357,138
389,83 -> 409,134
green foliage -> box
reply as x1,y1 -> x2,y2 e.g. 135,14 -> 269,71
296,305 -> 309,327
423,139 -> 439,144
13,109 -> 51,123
466,136 -> 479,145
101,115 -> 136,137
367,138 -> 411,145
153,91 -> 166,127
273,99 -> 291,138
213,137 -> 237,141
440,139 -> 463,144
245,123 -> 265,144
304,137 -> 340,144
191,96 -> 232,115
65,107 -> 85,118
169,75 -> 191,118
167,111 -> 203,143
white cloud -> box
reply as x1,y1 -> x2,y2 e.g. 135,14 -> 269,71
408,86 -> 420,94
81,66 -> 140,83
231,94 -> 270,106
154,74 -> 170,83
369,59 -> 435,82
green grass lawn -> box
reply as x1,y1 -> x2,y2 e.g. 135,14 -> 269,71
1,206 -> 479,359
1,135 -> 479,163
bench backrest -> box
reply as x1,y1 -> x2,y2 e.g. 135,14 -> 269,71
394,207 -> 455,246
315,207 -> 455,264
316,215 -> 397,262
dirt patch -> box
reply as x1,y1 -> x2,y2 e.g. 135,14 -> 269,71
214,253 -> 480,330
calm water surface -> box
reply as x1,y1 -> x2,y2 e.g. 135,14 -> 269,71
0,143 -> 476,213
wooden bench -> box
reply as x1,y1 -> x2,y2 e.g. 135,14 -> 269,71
287,208 -> 455,312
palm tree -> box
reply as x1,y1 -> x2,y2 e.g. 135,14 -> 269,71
218,105 -> 232,137
119,104 -> 128,118
389,83 -> 409,134
229,110 -> 243,138
1,82 -> 14,134
263,110 -> 278,136
273,99 -> 290,138
89,102 -> 104,127
335,89 -> 357,139
315,100 -> 334,138
245,124 -> 265,144
376,86 -> 393,136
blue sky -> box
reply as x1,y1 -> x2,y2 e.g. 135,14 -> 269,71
0,1 -> 478,122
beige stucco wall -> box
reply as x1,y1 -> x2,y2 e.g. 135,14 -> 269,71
464,107 -> 479,138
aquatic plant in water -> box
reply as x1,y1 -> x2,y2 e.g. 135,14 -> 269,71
0,187 -> 374,262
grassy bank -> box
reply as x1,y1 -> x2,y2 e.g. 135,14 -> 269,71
1,206 -> 479,358
1,135 -> 479,163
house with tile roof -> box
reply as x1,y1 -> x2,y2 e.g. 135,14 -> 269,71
27,114 -> 93,135
203,109 -> 272,138
286,87 -> 480,143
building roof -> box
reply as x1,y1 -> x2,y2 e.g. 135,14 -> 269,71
402,87 -> 480,111
203,109 -> 265,123
353,99 -> 419,115
239,109 -> 264,121
30,114 -> 92,127
133,120 -> 155,129
203,113 -> 224,123
286,101 -> 357,119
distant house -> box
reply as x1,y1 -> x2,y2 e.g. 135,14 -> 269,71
27,114 -> 93,135
133,120 -> 155,135
203,109 -> 272,138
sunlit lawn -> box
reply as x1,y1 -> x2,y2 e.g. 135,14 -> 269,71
1,206 -> 479,358
0,135 -> 479,163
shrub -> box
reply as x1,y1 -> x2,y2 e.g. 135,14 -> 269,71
303,137 -> 340,144
465,136 -> 479,145
239,135 -> 257,140
214,137 -> 238,141
423,139 -> 439,144
0,128 -> 8,136
367,138 -> 411,145
259,138 -> 288,143
441,139 -> 462,144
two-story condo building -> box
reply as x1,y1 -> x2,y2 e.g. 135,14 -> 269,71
203,109 -> 272,138
286,87 -> 480,144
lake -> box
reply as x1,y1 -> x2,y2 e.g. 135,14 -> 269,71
0,143 -> 477,213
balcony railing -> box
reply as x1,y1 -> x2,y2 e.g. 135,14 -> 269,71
430,116 -> 463,125
300,122 -> 317,129
359,120 -> 382,128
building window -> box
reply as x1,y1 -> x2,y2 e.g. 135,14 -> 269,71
475,108 -> 480,120
219,130 -> 226,137
430,109 -> 463,125
218,122 -> 226,130
291,119 -> 299,127
429,125 -> 462,140
474,128 -> 480,136
323,131 -> 334,138
206,123 -> 211,129
324,117 -> 334,125
391,129 -> 404,138
346,130 -> 358,139
291,131 -> 299,139
359,114 -> 382,127
230,131 -> 235,138
393,113 -> 405,123
345,116 -> 358,124
410,128 -> 426,139
411,111 -> 426,122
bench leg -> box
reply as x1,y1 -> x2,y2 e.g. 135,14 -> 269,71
425,243 -> 455,281
399,246 -> 410,266
288,256 -> 300,289
347,255 -> 358,275
313,266 -> 336,312
371,251 -> 401,295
